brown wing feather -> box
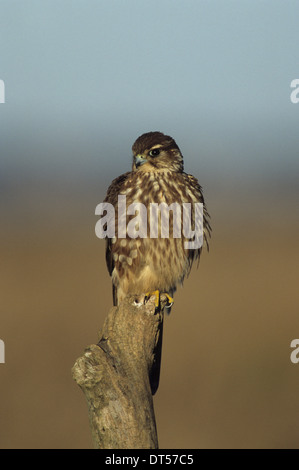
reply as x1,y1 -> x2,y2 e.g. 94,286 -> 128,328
104,171 -> 131,205
183,173 -> 212,268
103,172 -> 131,303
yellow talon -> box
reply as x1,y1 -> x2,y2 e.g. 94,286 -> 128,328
144,290 -> 160,308
164,293 -> 174,307
144,291 -> 174,309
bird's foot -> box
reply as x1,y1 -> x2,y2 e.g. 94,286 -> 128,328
163,293 -> 174,308
144,291 -> 174,309
144,290 -> 160,308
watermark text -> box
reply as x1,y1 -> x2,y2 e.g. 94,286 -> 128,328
0,339 -> 5,364
290,79 -> 299,104
95,196 -> 203,250
0,79 -> 5,104
290,339 -> 299,363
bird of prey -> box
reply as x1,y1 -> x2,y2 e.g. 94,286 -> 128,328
103,131 -> 211,393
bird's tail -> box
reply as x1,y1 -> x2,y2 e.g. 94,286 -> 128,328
149,315 -> 164,395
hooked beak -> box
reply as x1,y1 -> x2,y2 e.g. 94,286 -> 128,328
134,154 -> 147,168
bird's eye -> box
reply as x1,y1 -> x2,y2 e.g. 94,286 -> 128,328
149,148 -> 161,157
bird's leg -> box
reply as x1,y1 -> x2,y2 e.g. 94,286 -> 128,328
163,293 -> 174,307
144,291 -> 174,309
144,290 -> 160,308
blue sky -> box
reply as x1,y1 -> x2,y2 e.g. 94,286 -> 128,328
0,0 -> 299,194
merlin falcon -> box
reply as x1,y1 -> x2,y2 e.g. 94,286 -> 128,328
103,131 -> 211,393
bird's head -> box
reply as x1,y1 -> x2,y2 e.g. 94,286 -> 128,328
132,131 -> 184,173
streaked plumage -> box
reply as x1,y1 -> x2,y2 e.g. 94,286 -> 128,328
103,131 -> 211,393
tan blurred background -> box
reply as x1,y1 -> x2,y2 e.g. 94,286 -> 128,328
1,187 -> 299,449
1,1 -> 299,449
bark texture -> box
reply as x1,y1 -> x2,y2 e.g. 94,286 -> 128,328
72,293 -> 166,449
